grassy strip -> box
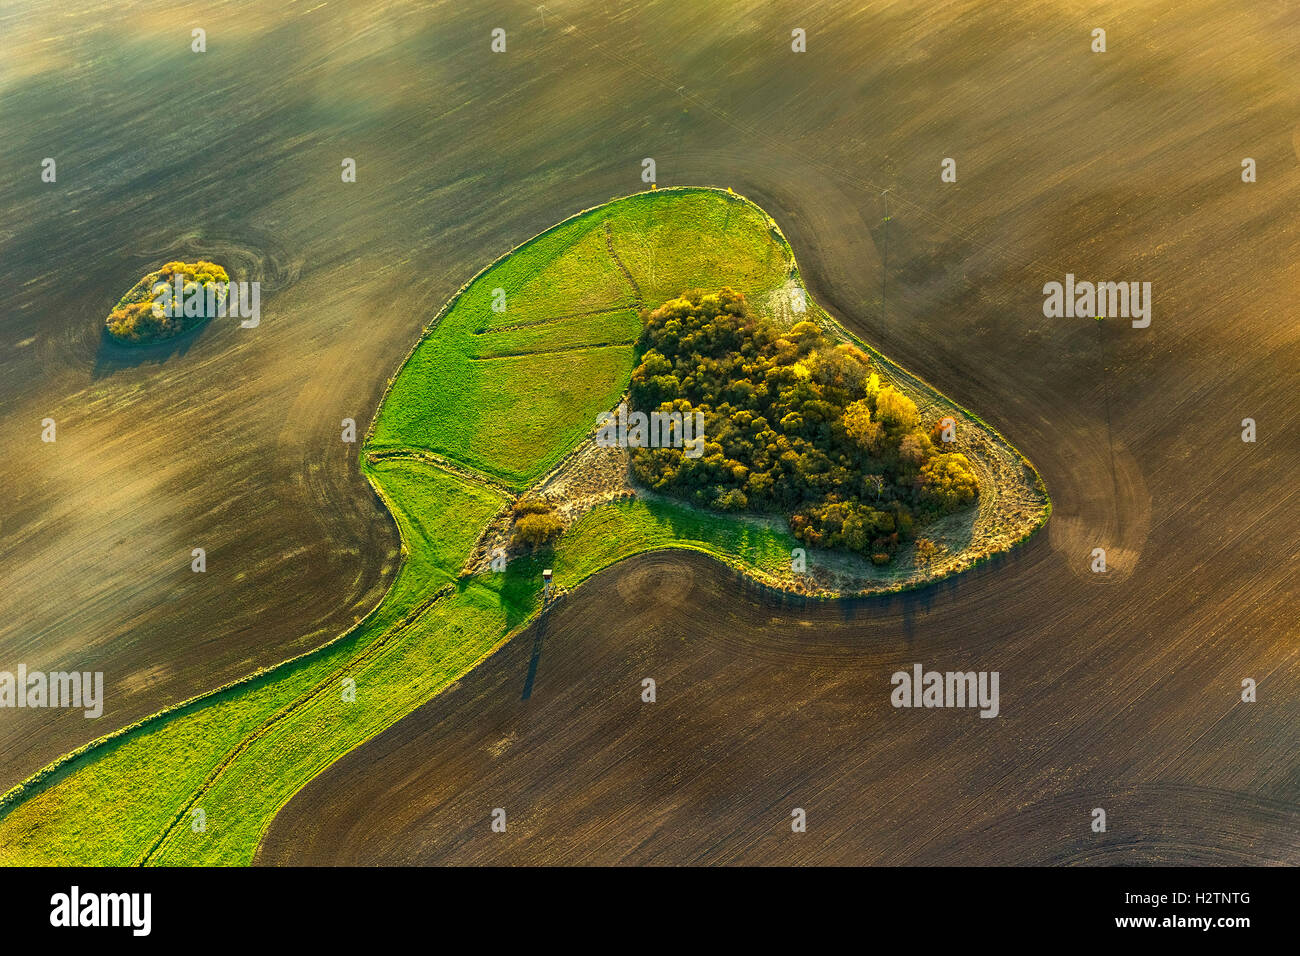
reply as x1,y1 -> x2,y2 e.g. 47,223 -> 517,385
0,460 -> 506,865
151,580 -> 530,864
552,496 -> 799,587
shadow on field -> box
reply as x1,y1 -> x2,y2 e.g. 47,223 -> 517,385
91,326 -> 208,380
520,606 -> 550,701
726,524 -> 1047,646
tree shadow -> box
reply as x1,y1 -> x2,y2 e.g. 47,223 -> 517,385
91,323 -> 211,380
464,547 -> 555,701
462,547 -> 550,632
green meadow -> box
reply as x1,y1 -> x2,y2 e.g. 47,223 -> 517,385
0,187 -> 908,864
367,188 -> 791,488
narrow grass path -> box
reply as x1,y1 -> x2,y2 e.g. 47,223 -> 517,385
139,583 -> 456,864
604,220 -> 645,307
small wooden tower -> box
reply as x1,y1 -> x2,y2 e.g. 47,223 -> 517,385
542,568 -> 554,602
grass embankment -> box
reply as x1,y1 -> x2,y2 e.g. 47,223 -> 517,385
0,187 -> 803,864
555,497 -> 799,586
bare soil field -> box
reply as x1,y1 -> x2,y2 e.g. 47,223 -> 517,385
258,549 -> 1300,865
4,0 -> 1298,864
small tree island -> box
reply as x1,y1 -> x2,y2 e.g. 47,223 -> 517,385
105,260 -> 229,344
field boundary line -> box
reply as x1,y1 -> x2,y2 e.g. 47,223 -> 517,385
366,448 -> 518,499
470,339 -> 636,361
476,303 -> 635,333
137,583 -> 457,865
248,607 -> 541,863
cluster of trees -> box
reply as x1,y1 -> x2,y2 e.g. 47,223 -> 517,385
105,260 -> 228,343
628,288 -> 979,563
510,497 -> 564,549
